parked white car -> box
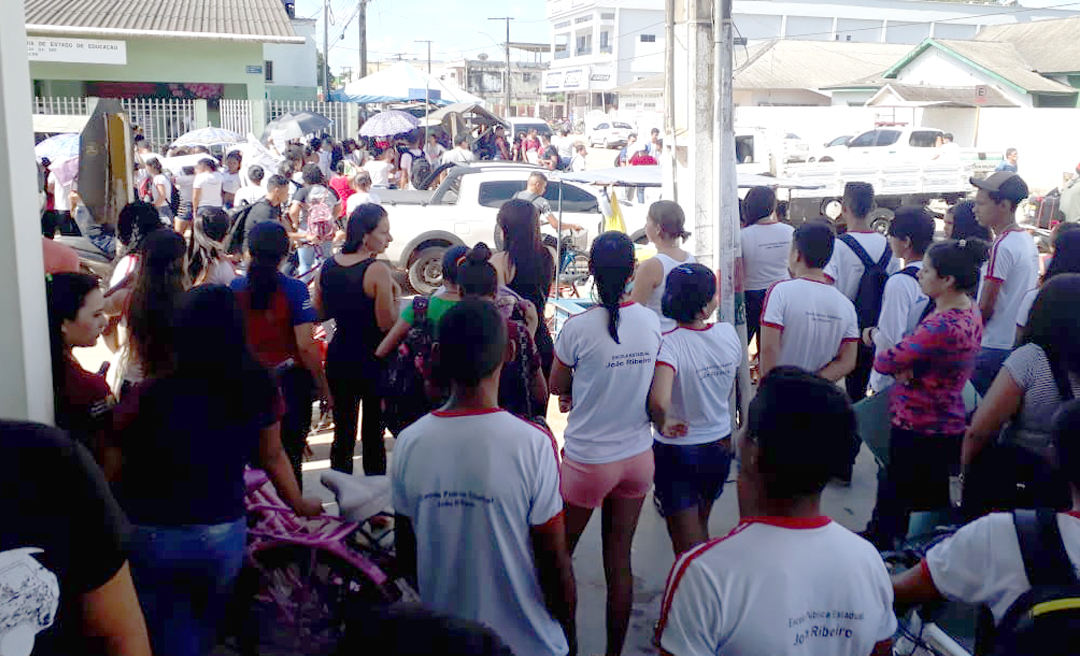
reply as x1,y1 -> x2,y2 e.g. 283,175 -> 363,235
807,134 -> 854,163
842,126 -> 945,164
376,164 -> 610,293
587,120 -> 635,149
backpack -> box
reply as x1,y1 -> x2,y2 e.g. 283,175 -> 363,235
498,300 -> 543,422
990,508 -> 1080,656
306,187 -> 336,243
380,296 -> 442,436
138,176 -> 152,203
408,149 -> 433,190
168,177 -> 181,215
223,201 -> 259,256
898,265 -> 936,327
839,233 -> 892,330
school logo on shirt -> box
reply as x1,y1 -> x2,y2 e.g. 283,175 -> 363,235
607,351 -> 654,369
0,548 -> 60,656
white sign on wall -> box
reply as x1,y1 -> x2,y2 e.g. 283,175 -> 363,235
27,37 -> 127,65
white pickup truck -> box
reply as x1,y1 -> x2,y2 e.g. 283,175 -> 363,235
377,164 -> 619,293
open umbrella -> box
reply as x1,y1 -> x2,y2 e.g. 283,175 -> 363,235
35,133 -> 80,163
171,127 -> 242,148
262,111 -> 333,142
359,110 -> 420,138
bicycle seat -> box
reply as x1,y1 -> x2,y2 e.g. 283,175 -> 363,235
320,470 -> 392,524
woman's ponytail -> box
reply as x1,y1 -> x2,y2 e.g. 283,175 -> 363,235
590,232 -> 636,344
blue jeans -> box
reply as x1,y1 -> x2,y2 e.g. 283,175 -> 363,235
297,240 -> 334,276
972,347 -> 1011,397
128,518 -> 247,656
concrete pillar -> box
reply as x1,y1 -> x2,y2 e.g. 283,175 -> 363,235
0,4 -> 53,422
249,91 -> 268,139
669,0 -> 716,270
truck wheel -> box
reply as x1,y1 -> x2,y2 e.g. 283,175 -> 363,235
408,247 -> 447,295
869,208 -> 895,234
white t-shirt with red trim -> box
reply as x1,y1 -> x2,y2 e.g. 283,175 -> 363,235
1015,287 -> 1038,329
554,302 -> 662,464
658,516 -> 897,656
760,278 -> 860,374
654,323 -> 742,446
925,511 -> 1080,623
978,229 -> 1039,350
389,408 -> 567,656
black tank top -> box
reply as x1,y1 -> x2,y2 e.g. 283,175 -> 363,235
320,257 -> 384,365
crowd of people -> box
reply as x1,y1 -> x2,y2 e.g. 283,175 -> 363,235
18,125 -> 1080,656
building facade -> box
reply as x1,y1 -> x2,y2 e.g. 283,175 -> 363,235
544,0 -> 1080,117
263,17 -> 318,100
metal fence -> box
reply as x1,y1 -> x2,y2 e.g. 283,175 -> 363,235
220,99 -> 253,138
33,96 -> 196,148
266,100 -> 353,141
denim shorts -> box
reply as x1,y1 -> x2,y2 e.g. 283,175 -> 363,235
653,438 -> 733,517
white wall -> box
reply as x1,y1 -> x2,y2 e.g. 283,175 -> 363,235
0,3 -> 52,422
264,19 -> 316,89
616,9 -> 664,83
738,88 -> 831,106
895,49 -> 1032,107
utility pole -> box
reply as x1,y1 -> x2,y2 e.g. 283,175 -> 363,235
359,0 -> 368,78
488,17 -> 514,117
322,0 -> 330,98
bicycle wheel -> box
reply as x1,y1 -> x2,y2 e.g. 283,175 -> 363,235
559,252 -> 591,287
240,544 -> 396,655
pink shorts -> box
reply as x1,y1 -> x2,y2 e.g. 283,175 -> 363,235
560,449 -> 655,509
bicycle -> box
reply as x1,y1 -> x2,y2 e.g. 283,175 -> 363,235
232,468 -> 416,655
883,525 -> 978,656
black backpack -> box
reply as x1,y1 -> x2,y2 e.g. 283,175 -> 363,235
990,508 -> 1080,656
408,150 -> 433,190
380,297 -> 442,436
839,233 -> 892,330
222,201 -> 259,256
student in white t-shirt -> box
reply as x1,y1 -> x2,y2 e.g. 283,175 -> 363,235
549,232 -> 662,656
144,157 -> 175,224
1014,223 -> 1080,344
864,206 -> 936,393
760,221 -> 859,382
191,158 -> 224,233
740,186 -> 794,347
657,367 -> 897,656
363,148 -> 395,188
391,299 -> 576,656
894,399 -> 1080,634
825,182 -> 901,402
221,151 -> 242,208
648,263 -> 742,555
345,171 -> 382,217
630,201 -> 696,333
232,165 -> 266,208
970,171 -> 1038,395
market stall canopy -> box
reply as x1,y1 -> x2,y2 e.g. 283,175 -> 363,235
559,166 -> 825,189
420,103 -> 506,127
330,62 -> 484,105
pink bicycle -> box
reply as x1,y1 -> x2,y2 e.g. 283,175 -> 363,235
233,469 -> 415,655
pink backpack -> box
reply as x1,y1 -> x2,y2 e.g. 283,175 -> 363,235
306,187 -> 336,242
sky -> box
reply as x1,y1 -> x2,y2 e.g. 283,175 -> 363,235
294,0 -> 553,76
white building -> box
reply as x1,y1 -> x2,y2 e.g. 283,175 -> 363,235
263,16 -> 317,100
543,0 -> 1080,118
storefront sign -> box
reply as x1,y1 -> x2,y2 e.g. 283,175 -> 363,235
27,37 -> 127,65
563,69 -> 585,89
544,71 -> 564,91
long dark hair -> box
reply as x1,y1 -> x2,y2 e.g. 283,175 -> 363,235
497,198 -> 554,291
46,273 -> 100,406
1043,224 -> 1080,283
172,285 -> 272,410
1022,274 -> 1080,399
246,222 -> 289,311
925,238 -> 990,294
590,232 -> 635,343
127,231 -> 188,379
342,203 -> 387,254
948,201 -> 991,241
187,207 -> 229,283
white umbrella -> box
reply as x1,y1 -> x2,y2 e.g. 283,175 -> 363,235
359,110 -> 420,138
172,127 -> 242,148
